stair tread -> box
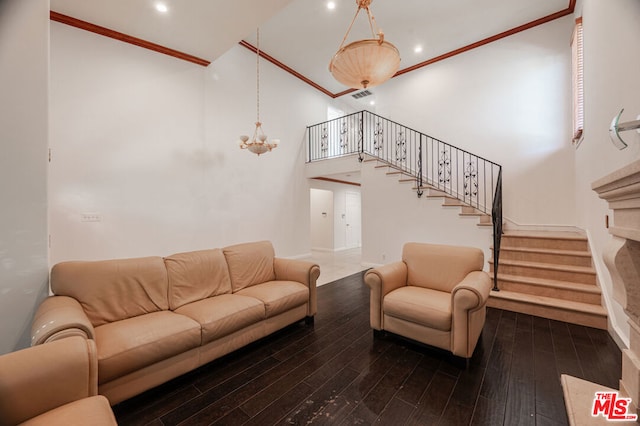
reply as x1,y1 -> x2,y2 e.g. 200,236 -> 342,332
502,230 -> 587,241
490,258 -> 596,274
496,246 -> 591,257
459,212 -> 486,217
496,273 -> 601,293
490,290 -> 607,315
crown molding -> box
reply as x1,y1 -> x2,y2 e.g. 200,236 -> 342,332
240,0 -> 576,98
50,11 -> 210,67
51,0 -> 575,97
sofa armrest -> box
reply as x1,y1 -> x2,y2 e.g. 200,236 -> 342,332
363,261 -> 407,330
450,270 -> 492,358
274,258 -> 320,316
31,296 -> 95,346
0,336 -> 99,425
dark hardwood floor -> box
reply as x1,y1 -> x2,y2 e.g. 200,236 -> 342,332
112,271 -> 622,425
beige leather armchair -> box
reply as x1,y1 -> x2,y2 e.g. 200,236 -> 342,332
0,336 -> 116,426
364,242 -> 492,359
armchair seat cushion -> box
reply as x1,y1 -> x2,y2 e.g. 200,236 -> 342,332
95,311 -> 201,384
175,294 -> 265,344
384,286 -> 452,332
20,396 -> 116,426
236,281 -> 309,318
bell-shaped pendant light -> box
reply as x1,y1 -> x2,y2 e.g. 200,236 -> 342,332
329,0 -> 400,89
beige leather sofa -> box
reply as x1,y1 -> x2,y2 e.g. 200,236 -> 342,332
0,336 -> 117,426
364,242 -> 491,359
31,241 -> 319,405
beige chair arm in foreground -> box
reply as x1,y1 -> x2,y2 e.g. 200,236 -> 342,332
364,242 -> 491,360
0,336 -> 116,426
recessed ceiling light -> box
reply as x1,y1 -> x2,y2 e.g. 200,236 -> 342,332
414,45 -> 423,54
327,2 -> 336,10
369,100 -> 376,106
155,3 -> 168,13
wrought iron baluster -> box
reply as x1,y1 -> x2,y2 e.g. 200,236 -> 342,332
417,136 -> 423,198
373,121 -> 383,153
356,115 -> 362,161
395,130 -> 407,164
438,148 -> 451,185
320,127 -> 328,157
464,160 -> 478,199
339,120 -> 348,151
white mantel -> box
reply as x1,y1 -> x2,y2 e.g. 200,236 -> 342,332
592,159 -> 640,414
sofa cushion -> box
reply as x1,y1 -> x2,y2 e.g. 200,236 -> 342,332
51,257 -> 169,326
94,311 -> 201,384
403,242 -> 484,293
174,294 -> 265,344
236,281 -> 309,318
223,241 -> 276,292
384,286 -> 452,331
20,396 -> 117,426
164,249 -> 232,310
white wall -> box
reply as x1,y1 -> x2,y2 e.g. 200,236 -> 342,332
309,179 -> 362,251
373,17 -> 576,227
0,0 -> 49,354
574,0 -> 640,346
49,21 -> 331,263
310,188 -> 333,250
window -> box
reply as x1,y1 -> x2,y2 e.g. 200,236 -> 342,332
571,17 -> 584,144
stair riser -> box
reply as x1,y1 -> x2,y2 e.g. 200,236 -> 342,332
487,297 -> 607,329
492,263 -> 596,285
495,250 -> 592,267
479,215 -> 491,224
500,236 -> 589,251
497,280 -> 602,305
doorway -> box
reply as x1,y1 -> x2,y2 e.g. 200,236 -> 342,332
345,191 -> 361,248
310,188 -> 334,251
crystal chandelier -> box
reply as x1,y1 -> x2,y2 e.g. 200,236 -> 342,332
238,28 -> 279,156
329,0 -> 400,89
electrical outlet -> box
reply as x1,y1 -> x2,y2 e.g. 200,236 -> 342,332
81,213 -> 102,222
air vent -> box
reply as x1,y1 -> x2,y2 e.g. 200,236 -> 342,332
351,90 -> 372,99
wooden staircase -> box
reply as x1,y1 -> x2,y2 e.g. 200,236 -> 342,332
366,159 -> 606,329
371,160 -> 492,227
488,231 -> 608,329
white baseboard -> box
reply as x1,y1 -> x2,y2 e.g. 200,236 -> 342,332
310,247 -> 334,253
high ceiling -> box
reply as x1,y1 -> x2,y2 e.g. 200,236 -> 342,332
51,0 -> 571,99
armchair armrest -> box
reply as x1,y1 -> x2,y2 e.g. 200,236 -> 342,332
31,296 -> 95,346
451,271 -> 492,312
274,258 -> 320,316
364,261 -> 407,330
451,270 -> 492,358
0,336 -> 99,425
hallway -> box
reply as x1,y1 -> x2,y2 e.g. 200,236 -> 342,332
303,247 -> 368,286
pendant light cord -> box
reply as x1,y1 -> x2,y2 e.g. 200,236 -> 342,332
256,27 -> 260,124
336,3 -> 382,51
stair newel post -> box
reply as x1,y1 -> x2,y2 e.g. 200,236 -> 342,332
417,135 -> 423,198
491,168 -> 503,291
